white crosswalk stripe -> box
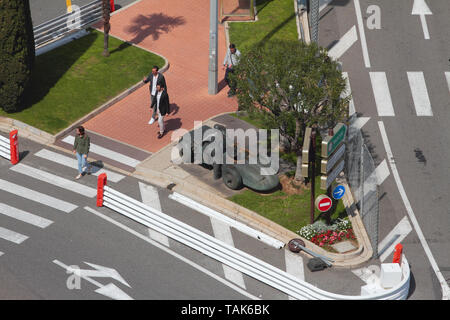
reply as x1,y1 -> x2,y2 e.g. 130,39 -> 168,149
328,26 -> 358,61
0,203 -> 53,228
62,135 -> 141,168
0,179 -> 77,213
34,149 -> 125,183
210,218 -> 246,289
10,163 -> 97,198
370,72 -> 395,116
445,72 -> 450,94
285,250 -> 305,300
407,72 -> 433,116
0,226 -> 28,244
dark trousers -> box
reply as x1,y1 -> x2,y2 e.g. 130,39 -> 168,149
224,67 -> 236,92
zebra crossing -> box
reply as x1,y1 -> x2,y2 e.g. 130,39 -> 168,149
0,146 -> 126,257
0,144 -> 306,299
353,71 -> 449,117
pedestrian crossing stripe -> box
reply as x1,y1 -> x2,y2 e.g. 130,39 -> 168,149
34,149 -> 125,183
10,163 -> 97,198
407,72 -> 432,116
62,136 -> 141,168
0,203 -> 53,228
0,179 -> 77,213
0,226 -> 28,244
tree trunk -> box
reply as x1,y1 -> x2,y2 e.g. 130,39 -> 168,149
102,0 -> 110,57
293,118 -> 305,182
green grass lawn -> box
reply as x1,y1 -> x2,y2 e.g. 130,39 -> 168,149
228,111 -> 347,233
228,0 -> 299,53
229,175 -> 347,234
0,29 -> 165,134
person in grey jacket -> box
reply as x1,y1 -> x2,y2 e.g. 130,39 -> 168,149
72,126 -> 90,179
222,43 -> 241,97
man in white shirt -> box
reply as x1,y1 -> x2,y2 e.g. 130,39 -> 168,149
143,66 -> 167,124
222,43 -> 241,97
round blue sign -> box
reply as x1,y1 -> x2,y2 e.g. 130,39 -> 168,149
332,185 -> 346,200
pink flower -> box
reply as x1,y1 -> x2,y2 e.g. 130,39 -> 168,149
319,242 -> 324,247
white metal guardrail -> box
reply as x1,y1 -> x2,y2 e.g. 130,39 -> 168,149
0,134 -> 10,160
97,174 -> 410,300
168,192 -> 285,249
33,0 -> 103,49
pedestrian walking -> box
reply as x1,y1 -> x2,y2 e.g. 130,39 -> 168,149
151,83 -> 170,139
222,43 -> 241,97
143,65 -> 167,124
72,126 -> 90,180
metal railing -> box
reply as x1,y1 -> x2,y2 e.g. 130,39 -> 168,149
33,0 -> 103,49
99,177 -> 410,299
0,134 -> 11,161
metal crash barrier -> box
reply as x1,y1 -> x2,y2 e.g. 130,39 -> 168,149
96,173 -> 410,300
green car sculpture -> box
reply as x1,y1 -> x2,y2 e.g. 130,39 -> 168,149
177,124 -> 279,191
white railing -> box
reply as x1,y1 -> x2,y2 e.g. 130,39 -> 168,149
0,134 -> 10,160
33,0 -> 103,49
98,175 -> 410,300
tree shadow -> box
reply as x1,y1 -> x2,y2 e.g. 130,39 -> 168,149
126,13 -> 186,44
17,30 -> 97,113
109,41 -> 132,55
258,12 -> 296,45
255,0 -> 274,15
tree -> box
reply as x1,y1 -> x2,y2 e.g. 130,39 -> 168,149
102,0 -> 111,57
231,40 -> 350,182
0,0 -> 35,113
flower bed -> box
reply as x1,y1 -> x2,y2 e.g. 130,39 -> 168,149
297,218 -> 358,253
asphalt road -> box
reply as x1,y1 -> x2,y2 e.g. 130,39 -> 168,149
319,0 -> 450,299
30,0 -> 138,26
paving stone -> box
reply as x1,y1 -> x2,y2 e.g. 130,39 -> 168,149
332,241 -> 357,253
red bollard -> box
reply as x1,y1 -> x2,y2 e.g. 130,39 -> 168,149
97,173 -> 107,207
392,243 -> 403,265
110,0 -> 115,12
9,129 -> 19,165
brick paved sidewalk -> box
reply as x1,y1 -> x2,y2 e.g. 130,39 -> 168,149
82,0 -> 238,153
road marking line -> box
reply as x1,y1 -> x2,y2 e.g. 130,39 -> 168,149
10,163 -> 97,198
0,226 -> 28,244
378,216 -> 413,262
0,179 -> 78,213
62,136 -> 141,168
350,116 -> 370,131
0,251 -> 3,257
319,0 -> 333,12
378,121 -> 450,300
139,182 -> 162,212
370,72 -> 395,116
445,72 -> 450,94
285,250 -> 305,300
148,229 -> 170,246
354,0 -> 371,68
342,72 -> 356,116
84,206 -> 259,300
407,72 -> 433,116
0,203 -> 53,228
34,149 -> 125,183
328,25 -> 358,61
210,218 -> 246,289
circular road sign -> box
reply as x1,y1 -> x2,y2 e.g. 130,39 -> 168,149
332,185 -> 346,200
315,195 -> 333,212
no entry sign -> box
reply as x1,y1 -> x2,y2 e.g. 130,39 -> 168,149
315,195 -> 333,212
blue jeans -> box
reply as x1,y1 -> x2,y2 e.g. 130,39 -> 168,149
76,152 -> 88,174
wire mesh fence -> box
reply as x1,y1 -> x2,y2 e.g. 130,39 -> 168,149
345,115 -> 379,258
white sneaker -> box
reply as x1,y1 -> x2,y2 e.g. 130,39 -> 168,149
148,117 -> 155,125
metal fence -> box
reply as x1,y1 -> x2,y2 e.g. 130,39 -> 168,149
345,114 -> 379,258
33,0 -> 103,49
